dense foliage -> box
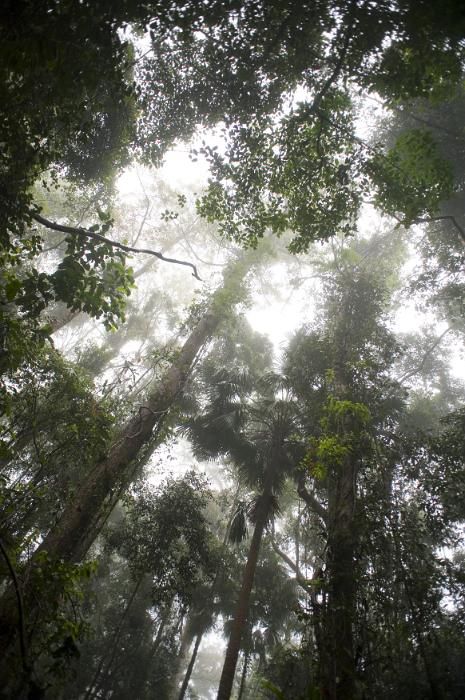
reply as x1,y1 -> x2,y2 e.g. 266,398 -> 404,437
1,2 -> 465,699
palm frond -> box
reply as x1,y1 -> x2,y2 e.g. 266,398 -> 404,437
228,501 -> 249,544
248,492 -> 281,527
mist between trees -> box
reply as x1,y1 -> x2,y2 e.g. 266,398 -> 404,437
1,2 -> 465,699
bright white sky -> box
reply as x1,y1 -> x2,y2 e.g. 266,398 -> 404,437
114,141 -> 465,398
117,152 -> 452,349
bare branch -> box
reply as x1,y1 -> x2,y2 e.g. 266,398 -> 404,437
270,539 -> 313,595
398,326 -> 453,385
297,476 -> 328,524
31,212 -> 202,281
383,210 -> 465,250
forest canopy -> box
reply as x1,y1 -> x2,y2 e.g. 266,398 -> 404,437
1,2 -> 465,699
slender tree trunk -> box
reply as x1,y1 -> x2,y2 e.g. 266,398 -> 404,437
237,649 -> 250,700
169,616 -> 196,700
151,608 -> 170,657
175,494 -> 242,700
216,479 -> 273,700
84,576 -> 144,700
390,513 -> 442,700
178,629 -> 204,700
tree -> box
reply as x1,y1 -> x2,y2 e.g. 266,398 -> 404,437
73,472 -> 218,700
3,1 -> 463,281
0,349 -> 114,549
184,322 -> 304,699
2,4 -> 465,697
231,543 -> 299,699
381,87 -> 465,330
282,235 -> 407,697
0,251 -> 255,686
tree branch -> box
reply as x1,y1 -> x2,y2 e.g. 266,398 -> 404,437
270,540 -> 313,595
297,477 -> 328,524
398,326 -> 453,385
311,0 -> 357,112
31,212 -> 202,281
363,93 -> 465,141
413,215 -> 465,247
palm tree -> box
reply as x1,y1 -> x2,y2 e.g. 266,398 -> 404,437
184,351 -> 303,700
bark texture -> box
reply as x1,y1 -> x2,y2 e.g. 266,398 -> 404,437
237,650 -> 250,700
326,457 -> 357,699
170,617 -> 196,700
38,309 -> 219,564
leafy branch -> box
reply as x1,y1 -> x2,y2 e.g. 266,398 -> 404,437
311,0 -> 357,113
31,212 -> 202,280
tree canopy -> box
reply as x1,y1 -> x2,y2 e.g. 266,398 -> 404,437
1,2 -> 465,700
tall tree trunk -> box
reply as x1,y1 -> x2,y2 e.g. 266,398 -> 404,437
39,254 -> 251,564
175,493 -> 242,700
37,310 -> 220,564
326,462 -> 357,700
178,629 -> 204,700
216,478 -> 273,700
0,255 -> 253,684
151,607 -> 170,657
323,358 -> 358,699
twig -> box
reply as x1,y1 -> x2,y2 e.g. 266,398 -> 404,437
31,212 -> 202,280
133,170 -> 151,246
